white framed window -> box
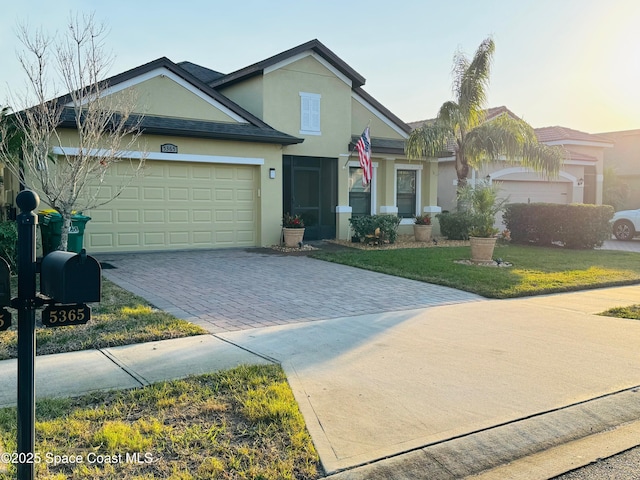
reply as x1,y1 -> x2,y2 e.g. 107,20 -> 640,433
300,92 -> 321,135
395,163 -> 422,224
348,160 -> 377,215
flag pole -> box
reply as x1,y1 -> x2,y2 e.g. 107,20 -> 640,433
342,120 -> 371,169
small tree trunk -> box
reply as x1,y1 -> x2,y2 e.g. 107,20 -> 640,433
59,214 -> 71,251
455,152 -> 470,208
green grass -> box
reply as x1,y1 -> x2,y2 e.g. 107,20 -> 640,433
0,364 -> 321,479
599,305 -> 640,320
0,278 -> 207,360
312,244 -> 640,298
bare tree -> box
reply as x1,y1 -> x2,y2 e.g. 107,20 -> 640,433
0,13 -> 145,251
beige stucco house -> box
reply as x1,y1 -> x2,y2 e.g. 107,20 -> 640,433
598,129 -> 640,209
411,107 -> 613,214
18,39 -> 440,253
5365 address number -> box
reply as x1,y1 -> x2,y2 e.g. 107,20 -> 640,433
42,304 -> 90,327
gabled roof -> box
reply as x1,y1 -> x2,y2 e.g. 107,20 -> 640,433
53,57 -> 302,146
204,39 -> 412,136
534,126 -> 613,145
407,105 -> 522,131
209,39 -> 366,89
484,106 -> 522,121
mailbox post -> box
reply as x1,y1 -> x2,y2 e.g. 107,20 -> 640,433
15,190 -> 39,480
9,189 -> 102,480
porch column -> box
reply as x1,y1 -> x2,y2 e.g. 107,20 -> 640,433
336,154 -> 352,240
379,157 -> 397,214
335,206 -> 352,241
424,159 -> 442,235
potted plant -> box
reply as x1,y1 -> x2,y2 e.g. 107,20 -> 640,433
282,212 -> 305,247
458,181 -> 507,262
413,213 -> 432,242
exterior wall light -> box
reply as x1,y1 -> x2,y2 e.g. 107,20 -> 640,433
269,168 -> 276,179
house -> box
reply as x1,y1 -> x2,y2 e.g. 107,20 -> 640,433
598,129 -> 640,209
13,39 -> 439,253
410,107 -> 613,214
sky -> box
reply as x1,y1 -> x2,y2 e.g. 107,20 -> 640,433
1,0 -> 639,134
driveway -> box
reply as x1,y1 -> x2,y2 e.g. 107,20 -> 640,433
94,245 -> 640,477
97,246 -> 483,333
600,238 -> 640,252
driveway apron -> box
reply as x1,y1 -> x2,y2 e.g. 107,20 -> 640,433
98,248 -> 483,333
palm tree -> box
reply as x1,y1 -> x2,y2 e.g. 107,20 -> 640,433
406,37 -> 564,190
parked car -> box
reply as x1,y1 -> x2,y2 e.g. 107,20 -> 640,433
612,209 -> 640,240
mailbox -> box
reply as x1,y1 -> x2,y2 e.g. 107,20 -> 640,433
40,249 -> 101,304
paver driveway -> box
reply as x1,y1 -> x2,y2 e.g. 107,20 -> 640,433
97,247 -> 483,333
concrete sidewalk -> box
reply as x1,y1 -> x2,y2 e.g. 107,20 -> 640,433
0,285 -> 639,479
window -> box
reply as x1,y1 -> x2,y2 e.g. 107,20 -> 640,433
395,165 -> 422,223
300,92 -> 321,135
349,167 -> 371,216
397,170 -> 416,218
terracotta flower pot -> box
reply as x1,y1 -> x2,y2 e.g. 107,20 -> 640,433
470,236 -> 497,263
283,227 -> 305,247
413,224 -> 432,242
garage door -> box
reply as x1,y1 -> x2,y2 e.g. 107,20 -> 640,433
495,180 -> 570,230
499,180 -> 570,205
85,160 -> 258,252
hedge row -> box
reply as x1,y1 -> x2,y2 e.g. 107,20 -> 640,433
502,203 -> 614,249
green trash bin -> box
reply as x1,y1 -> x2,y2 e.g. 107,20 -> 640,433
38,211 -> 91,254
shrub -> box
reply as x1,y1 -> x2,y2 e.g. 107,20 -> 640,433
436,211 -> 474,240
458,181 -> 508,238
503,203 -> 614,249
0,221 -> 17,271
349,214 -> 401,244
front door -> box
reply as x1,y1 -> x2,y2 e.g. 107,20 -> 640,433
283,156 -> 337,240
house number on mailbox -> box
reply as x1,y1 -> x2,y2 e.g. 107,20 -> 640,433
42,304 -> 91,327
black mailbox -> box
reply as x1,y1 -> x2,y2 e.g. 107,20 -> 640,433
40,249 -> 101,304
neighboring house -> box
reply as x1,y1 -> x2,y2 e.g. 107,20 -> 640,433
13,39 -> 438,253
410,106 -> 613,214
598,129 -> 640,209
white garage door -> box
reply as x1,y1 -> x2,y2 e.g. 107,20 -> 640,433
85,160 -> 258,253
499,180 -> 570,205
495,180 -> 570,230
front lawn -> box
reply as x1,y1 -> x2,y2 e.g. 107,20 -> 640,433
0,364 -> 321,480
312,245 -> 640,298
0,278 -> 207,360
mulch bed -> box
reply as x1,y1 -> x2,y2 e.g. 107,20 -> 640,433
264,235 -> 470,255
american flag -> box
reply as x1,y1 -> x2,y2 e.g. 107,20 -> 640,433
355,126 -> 372,186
